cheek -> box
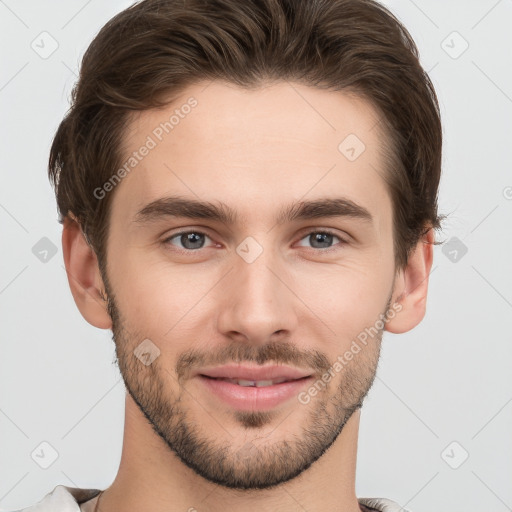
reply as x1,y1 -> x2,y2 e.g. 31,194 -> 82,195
109,234 -> 394,349
297,262 -> 391,343
109,251 -> 214,342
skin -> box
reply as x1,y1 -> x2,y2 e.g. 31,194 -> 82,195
63,80 -> 434,512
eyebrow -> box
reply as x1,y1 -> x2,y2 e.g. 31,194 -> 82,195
133,195 -> 373,226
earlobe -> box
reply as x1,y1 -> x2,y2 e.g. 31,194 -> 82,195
385,228 -> 435,334
62,216 -> 113,330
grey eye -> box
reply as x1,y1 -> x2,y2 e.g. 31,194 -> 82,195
297,231 -> 342,249
166,231 -> 212,250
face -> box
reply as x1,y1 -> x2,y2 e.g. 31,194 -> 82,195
101,80 -> 398,490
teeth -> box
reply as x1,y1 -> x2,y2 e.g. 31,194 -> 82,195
255,380 -> 274,387
238,379 -> 264,387
218,377 -> 289,387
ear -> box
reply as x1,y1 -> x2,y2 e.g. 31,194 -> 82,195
61,216 -> 112,330
385,227 -> 435,334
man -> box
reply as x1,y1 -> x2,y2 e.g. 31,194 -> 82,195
15,0 -> 444,510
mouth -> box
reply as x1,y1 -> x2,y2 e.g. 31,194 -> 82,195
200,375 -> 311,387
196,373 -> 314,411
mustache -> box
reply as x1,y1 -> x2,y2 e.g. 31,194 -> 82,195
175,340 -> 331,383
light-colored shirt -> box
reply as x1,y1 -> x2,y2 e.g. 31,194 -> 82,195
6,485 -> 412,512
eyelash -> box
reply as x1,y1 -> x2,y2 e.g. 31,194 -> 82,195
162,229 -> 349,254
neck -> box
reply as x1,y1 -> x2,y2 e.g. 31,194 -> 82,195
98,395 -> 363,512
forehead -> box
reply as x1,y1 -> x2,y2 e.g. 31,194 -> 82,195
111,80 -> 391,230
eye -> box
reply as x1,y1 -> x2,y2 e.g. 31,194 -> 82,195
163,230 -> 215,251
162,229 -> 348,253
296,230 -> 347,250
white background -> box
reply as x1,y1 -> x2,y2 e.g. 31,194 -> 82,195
0,1 -> 511,510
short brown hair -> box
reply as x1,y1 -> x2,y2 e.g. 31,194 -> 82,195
49,0 -> 445,278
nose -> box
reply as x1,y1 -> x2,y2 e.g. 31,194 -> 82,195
216,246 -> 299,345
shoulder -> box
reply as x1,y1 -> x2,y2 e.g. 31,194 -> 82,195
5,485 -> 101,512
359,496 -> 413,512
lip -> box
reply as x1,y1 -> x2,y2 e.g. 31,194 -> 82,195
197,374 -> 314,411
196,364 -> 312,381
